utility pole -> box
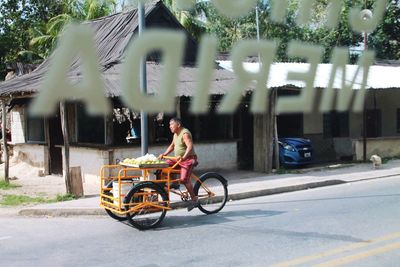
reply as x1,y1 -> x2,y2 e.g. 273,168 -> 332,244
361,2 -> 371,162
138,1 -> 148,156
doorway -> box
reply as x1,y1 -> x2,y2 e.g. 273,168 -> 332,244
48,111 -> 63,175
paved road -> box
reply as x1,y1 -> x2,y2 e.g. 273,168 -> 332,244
0,177 -> 399,266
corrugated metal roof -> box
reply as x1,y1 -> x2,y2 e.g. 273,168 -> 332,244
218,61 -> 400,89
101,62 -> 236,97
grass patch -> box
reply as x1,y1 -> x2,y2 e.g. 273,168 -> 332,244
55,193 -> 76,202
0,193 -> 77,206
274,167 -> 295,175
381,155 -> 400,164
0,180 -> 21,190
0,195 -> 48,206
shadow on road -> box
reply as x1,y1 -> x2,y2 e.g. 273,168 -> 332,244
153,209 -> 286,230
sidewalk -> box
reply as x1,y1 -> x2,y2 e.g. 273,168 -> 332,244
2,160 -> 400,217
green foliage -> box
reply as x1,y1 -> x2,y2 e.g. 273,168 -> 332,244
164,0 -> 399,62
369,0 -> 400,60
0,0 -> 63,79
0,0 -> 116,79
0,180 -> 21,189
0,194 -> 48,206
381,155 -> 400,164
55,193 -> 76,201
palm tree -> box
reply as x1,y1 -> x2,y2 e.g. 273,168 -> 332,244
24,0 -> 116,60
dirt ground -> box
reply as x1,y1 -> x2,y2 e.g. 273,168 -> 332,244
0,162 -> 99,200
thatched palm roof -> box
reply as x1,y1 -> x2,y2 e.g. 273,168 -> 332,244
0,0 -> 236,98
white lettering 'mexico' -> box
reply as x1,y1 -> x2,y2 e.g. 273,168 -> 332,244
175,0 -> 196,11
349,0 -> 388,33
121,30 -> 185,113
296,0 -> 315,26
218,40 -> 277,114
319,48 -> 350,112
296,0 -> 343,28
319,48 -> 375,112
269,0 -> 289,23
270,0 -> 343,31
212,0 -> 258,18
276,42 -> 323,113
325,0 -> 342,29
30,23 -> 110,116
190,35 -> 217,114
350,51 -> 375,112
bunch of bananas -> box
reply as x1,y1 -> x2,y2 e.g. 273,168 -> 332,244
122,154 -> 166,165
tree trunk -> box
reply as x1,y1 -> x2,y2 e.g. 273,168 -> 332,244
60,102 -> 71,194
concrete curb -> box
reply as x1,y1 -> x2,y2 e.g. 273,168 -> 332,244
227,180 -> 346,201
18,208 -> 106,217
17,174 -> 396,217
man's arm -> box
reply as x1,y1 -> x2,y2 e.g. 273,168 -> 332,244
180,133 -> 193,160
159,140 -> 174,158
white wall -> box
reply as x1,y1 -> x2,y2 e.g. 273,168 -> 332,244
12,144 -> 46,168
63,142 -> 237,185
353,137 -> 400,160
10,107 -> 25,144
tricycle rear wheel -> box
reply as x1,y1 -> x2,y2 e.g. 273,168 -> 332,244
125,182 -> 168,230
103,181 -> 128,221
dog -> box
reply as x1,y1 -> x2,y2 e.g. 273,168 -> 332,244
370,154 -> 382,169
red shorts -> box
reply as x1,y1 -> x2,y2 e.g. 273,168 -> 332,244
166,155 -> 198,183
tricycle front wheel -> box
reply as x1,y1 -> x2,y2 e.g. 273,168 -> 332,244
193,172 -> 228,214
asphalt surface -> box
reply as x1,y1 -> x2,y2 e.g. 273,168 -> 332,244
6,159 -> 400,217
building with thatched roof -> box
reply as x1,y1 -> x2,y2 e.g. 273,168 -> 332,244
0,1 -> 241,184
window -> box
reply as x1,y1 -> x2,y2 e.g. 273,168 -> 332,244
77,103 -> 105,144
26,114 -> 45,142
366,109 -> 381,137
323,112 -> 349,138
180,96 -> 235,141
396,109 -> 400,133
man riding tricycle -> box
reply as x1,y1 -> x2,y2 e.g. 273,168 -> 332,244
99,118 -> 228,230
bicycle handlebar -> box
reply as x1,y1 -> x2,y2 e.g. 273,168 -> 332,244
160,155 -> 181,169
162,155 -> 178,160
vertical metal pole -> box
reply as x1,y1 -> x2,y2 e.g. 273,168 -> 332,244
362,30 -> 368,162
255,5 -> 261,62
255,6 -> 260,42
139,2 -> 148,156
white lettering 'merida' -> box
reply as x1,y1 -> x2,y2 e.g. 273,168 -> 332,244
319,48 -> 375,113
218,40 -> 277,114
121,30 -> 185,113
30,23 -> 110,117
276,42 -> 324,114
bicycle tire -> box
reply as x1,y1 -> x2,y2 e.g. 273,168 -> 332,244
125,181 -> 168,230
193,172 -> 228,214
102,180 -> 129,221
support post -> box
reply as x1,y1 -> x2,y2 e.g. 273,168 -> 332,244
1,100 -> 9,183
60,102 -> 71,194
272,89 -> 280,170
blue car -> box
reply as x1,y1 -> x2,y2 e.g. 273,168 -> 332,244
278,138 -> 313,166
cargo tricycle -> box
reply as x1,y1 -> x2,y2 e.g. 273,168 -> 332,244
99,156 -> 228,230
